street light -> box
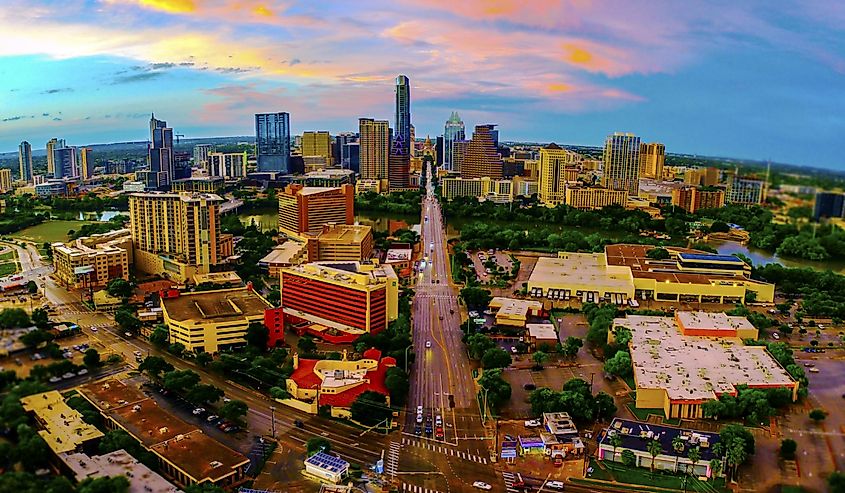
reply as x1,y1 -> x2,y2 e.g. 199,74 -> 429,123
403,344 -> 413,373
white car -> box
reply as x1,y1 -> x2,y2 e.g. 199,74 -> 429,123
426,341 -> 432,348
192,407 -> 206,415
524,419 -> 541,428
472,481 -> 492,490
435,415 -> 443,426
90,327 -> 98,332
133,350 -> 143,357
546,480 -> 565,490
417,405 -> 424,414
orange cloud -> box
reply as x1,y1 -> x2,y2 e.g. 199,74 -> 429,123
136,0 -> 195,13
564,44 -> 593,65
253,4 -> 273,17
547,83 -> 574,93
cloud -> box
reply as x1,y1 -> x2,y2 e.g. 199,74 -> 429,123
112,71 -> 167,84
52,117 -> 62,121
2,116 -> 26,122
42,87 -> 73,94
42,112 -> 50,117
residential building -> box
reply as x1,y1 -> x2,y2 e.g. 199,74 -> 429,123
128,192 -> 228,282
355,179 -> 383,195
342,142 -> 360,172
289,169 -> 355,188
281,261 -> 398,343
526,244 -> 775,305
52,229 -> 132,289
602,132 -> 641,195
702,166 -> 720,186
122,180 -> 146,192
725,170 -> 766,205
443,111 -> 465,170
287,348 -> 394,418
512,176 -> 539,198
609,313 -> 797,419
639,142 -> 664,180
451,140 -> 469,173
461,125 -> 502,179
440,176 -> 514,203
277,184 -> 354,238
671,187 -> 725,213
0,169 -> 12,192
171,176 -> 224,193
813,191 -> 845,220
301,131 -> 334,167
359,118 -> 390,180
18,140 -> 32,181
46,137 -> 63,175
78,147 -> 93,180
207,151 -> 247,180
255,112 -> 291,172
395,75 -> 411,154
388,134 -> 410,191
334,132 -> 356,166
53,145 -> 78,179
564,186 -> 628,210
193,143 -> 214,168
537,143 -> 581,206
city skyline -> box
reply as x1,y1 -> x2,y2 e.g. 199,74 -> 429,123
0,1 -> 843,169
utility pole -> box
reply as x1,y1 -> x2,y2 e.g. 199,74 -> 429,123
270,406 -> 276,437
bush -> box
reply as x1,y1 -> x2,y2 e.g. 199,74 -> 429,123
780,439 -> 797,460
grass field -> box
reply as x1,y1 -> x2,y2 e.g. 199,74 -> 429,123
10,220 -> 94,244
585,459 -> 728,493
0,262 -> 19,276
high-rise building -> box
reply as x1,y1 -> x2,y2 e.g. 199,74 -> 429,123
639,142 -> 665,180
443,112 -> 465,170
671,187 -> 726,213
537,143 -> 581,206
18,141 -> 32,182
461,125 -> 502,179
207,152 -> 247,180
342,142 -> 360,172
451,140 -> 469,173
435,136 -> 444,167
813,192 -> 845,221
725,171 -> 766,205
702,167 -> 720,186
359,118 -> 390,180
301,131 -> 333,167
334,133 -> 356,166
395,75 -> 411,154
255,112 -> 291,173
138,114 -> 175,189
193,144 -> 214,168
46,138 -> 64,176
79,147 -> 93,180
388,134 -> 410,191
277,184 -> 354,238
0,169 -> 12,192
602,132 -> 641,195
128,192 -> 228,281
53,145 -> 78,179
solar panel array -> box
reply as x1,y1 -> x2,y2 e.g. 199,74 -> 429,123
305,452 -> 349,473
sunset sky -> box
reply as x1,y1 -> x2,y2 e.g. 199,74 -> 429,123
1,0 -> 843,169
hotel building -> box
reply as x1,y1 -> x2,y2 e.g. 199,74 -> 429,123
277,184 -> 354,238
52,229 -> 132,289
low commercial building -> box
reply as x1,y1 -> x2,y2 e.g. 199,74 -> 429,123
440,176 -> 515,203
541,412 -> 584,459
312,224 -> 373,262
192,271 -> 243,288
526,245 -> 775,305
488,297 -> 543,327
610,313 -> 797,419
526,323 -> 558,349
287,348 -> 394,417
21,390 -> 104,455
280,261 -> 398,343
304,452 -> 349,484
63,450 -> 178,493
598,418 -> 723,478
355,179 -> 384,195
384,247 -> 413,278
161,286 -> 273,353
52,229 -> 132,289
171,176 -> 223,193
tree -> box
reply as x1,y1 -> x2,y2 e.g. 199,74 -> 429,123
184,484 -> 226,493
138,356 -> 173,380
196,351 -> 213,367
710,221 -> 730,233
780,439 -> 797,460
709,458 -> 723,481
350,391 -> 391,427
621,449 -> 637,467
83,348 -> 101,368
646,247 -> 670,260
114,309 -> 140,333
672,435 -> 685,472
725,437 -> 748,482
609,433 -> 622,461
269,386 -> 290,400
478,369 -> 512,411
647,439 -> 662,475
219,399 -> 248,426
810,408 -> 827,423
481,348 -> 512,369
531,351 -> 549,369
162,369 -> 200,394
593,392 -> 617,421
186,384 -> 224,405
106,278 -> 134,299
307,437 -> 331,456
19,329 -> 53,348
603,350 -> 632,378
0,308 -> 31,329
167,342 -> 186,357
298,335 -> 317,354
466,333 -> 496,360
266,288 -> 280,307
459,286 -> 492,310
30,308 -> 49,329
384,367 -> 410,407
149,325 -> 169,348
687,446 -> 701,477
245,322 -> 269,351
26,280 -> 37,294
561,336 -> 583,359
829,471 -> 845,493
78,476 -> 130,493
720,424 -> 755,455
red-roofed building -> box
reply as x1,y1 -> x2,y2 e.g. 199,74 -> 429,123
286,349 -> 395,418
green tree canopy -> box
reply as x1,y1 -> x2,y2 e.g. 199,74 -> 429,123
481,348 -> 512,369
350,391 -> 391,427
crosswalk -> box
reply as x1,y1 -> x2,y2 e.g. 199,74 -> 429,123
386,441 -> 401,477
503,471 -> 520,492
400,437 -> 488,464
401,484 -> 444,493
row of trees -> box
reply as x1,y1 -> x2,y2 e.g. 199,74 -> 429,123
529,378 -> 616,424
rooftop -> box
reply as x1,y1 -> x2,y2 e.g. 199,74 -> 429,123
489,297 -> 543,318
385,248 -> 412,262
527,323 -> 558,340
259,241 -> 307,266
20,391 -> 104,454
529,254 -> 633,290
284,261 -> 397,287
600,418 -> 721,462
192,271 -> 243,285
676,311 -> 756,334
149,430 -> 249,484
543,412 -> 578,436
129,191 -> 223,202
617,314 -> 796,402
62,450 -> 178,493
162,287 -> 271,323
318,224 -> 372,243
305,452 -> 349,475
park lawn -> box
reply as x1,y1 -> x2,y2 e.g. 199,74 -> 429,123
590,459 -> 728,493
10,220 -> 94,244
0,250 -> 16,261
626,403 -> 681,426
0,262 -> 19,276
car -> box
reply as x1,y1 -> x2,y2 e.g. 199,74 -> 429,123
772,332 -> 780,340
135,356 -> 143,363
438,315 -> 443,320
414,424 -> 422,436
124,332 -> 132,337
76,368 -> 88,376
435,415 -> 442,426
504,434 -> 515,441
62,372 -> 76,379
192,407 -> 206,415
809,367 -> 820,373
207,415 -> 220,423
417,405 -> 424,414
546,480 -> 565,490
49,376 -> 61,383
294,419 -> 304,428
133,350 -> 143,357
223,397 -> 231,403
449,309 -> 454,315
804,362 -> 815,368
819,324 -> 826,329
425,340 -> 432,349
472,481 -> 492,490
524,419 -> 541,428
510,346 -> 518,354
90,327 -> 98,332
425,423 -> 433,435
435,427 -> 444,439
523,383 -> 536,391
416,413 -> 423,424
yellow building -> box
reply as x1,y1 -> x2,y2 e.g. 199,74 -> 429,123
301,131 -> 333,167
171,176 -> 223,193
52,229 -> 132,289
79,147 -> 92,180
359,118 -> 389,180
46,137 -> 59,175
355,179 -> 384,195
277,184 -> 354,238
564,186 -> 628,210
639,142 -> 665,180
129,192 -> 226,282
161,287 -> 272,353
207,152 -> 247,179
602,132 -> 641,195
488,297 -> 543,327
537,143 -> 581,206
312,224 -> 374,262
440,176 -> 514,203
0,168 -> 12,192
21,390 -> 104,454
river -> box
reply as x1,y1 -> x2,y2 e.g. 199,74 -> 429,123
704,239 -> 845,273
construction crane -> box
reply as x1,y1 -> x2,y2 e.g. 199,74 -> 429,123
175,133 -> 186,144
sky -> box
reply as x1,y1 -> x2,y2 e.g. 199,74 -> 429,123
0,0 -> 844,169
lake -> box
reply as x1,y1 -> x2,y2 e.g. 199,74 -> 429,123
74,211 -> 126,221
704,239 -> 845,273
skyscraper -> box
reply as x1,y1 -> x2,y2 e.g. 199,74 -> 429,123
334,132 -> 356,166
193,144 -> 214,168
602,132 -> 641,195
255,112 -> 291,173
53,145 -> 78,179
342,142 -> 360,172
394,75 -> 411,154
46,138 -> 64,176
451,140 -> 469,174
359,118 -> 390,180
18,141 -> 32,181
79,147 -> 93,180
443,112 -> 465,170
461,125 -> 502,179
537,143 -> 581,206
639,142 -> 665,180
388,134 -> 410,191
301,131 -> 333,167
146,114 -> 174,188
435,136 -> 444,167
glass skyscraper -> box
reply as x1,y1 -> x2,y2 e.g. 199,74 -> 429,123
443,111 -> 465,170
602,132 -> 641,196
394,75 -> 411,154
18,141 -> 32,181
255,112 -> 291,173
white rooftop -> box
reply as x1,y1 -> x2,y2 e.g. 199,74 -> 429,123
527,323 -> 558,340
62,450 -> 179,493
529,254 -> 634,290
676,311 -> 756,333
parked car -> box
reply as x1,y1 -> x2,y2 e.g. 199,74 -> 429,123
435,427 -> 444,439
294,419 -> 304,428
472,481 -> 492,490
809,367 -> 820,373
426,341 -> 432,348
206,415 -> 220,423
524,419 -> 541,428
192,407 -> 206,416
523,383 -> 536,391
510,346 -> 518,354
76,368 -> 88,376
62,372 -> 76,379
547,480 -> 565,490
49,376 -> 61,383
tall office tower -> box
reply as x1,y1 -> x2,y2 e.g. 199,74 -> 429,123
813,192 -> 845,221
53,145 -> 78,179
359,118 -> 390,180
443,112 -> 465,170
128,191 -> 224,277
207,152 -> 248,179
277,184 -> 354,238
78,147 -> 93,180
461,125 -> 503,179
435,136 -> 444,167
18,141 -> 32,181
0,169 -> 12,193
334,132 -> 356,166
394,75 -> 411,154
725,170 -> 766,205
409,124 -> 416,157
255,112 -> 291,173
537,143 -> 581,206
193,144 -> 214,168
301,131 -> 334,167
145,114 -> 174,188
451,140 -> 469,173
342,142 -> 360,172
45,138 -> 64,175
602,132 -> 641,196
639,142 -> 665,180
388,134 -> 410,191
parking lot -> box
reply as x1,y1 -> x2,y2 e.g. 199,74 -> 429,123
469,249 -> 514,283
